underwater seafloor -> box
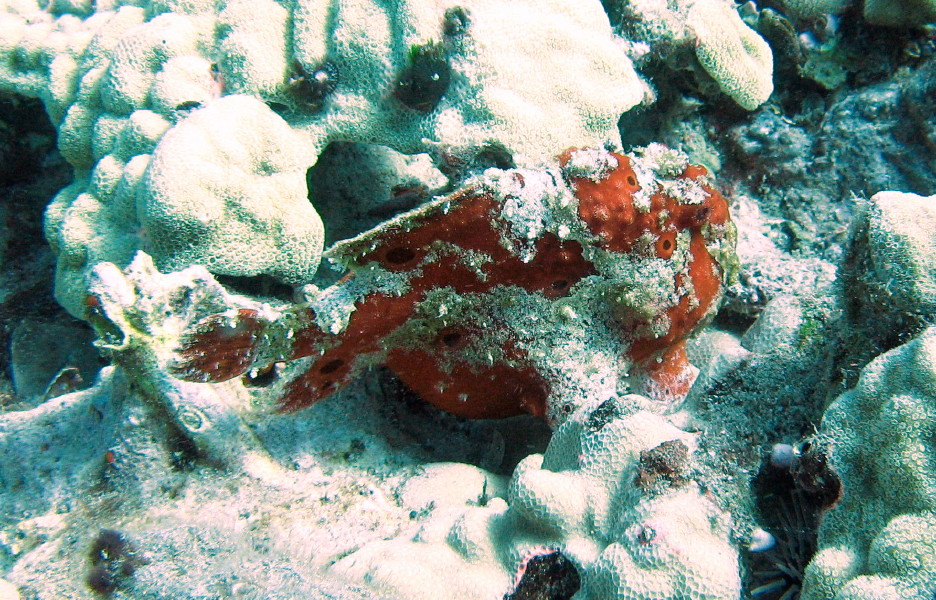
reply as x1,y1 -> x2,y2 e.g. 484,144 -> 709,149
0,0 -> 935,599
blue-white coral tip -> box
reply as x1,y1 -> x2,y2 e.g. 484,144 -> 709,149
748,527 -> 776,552
769,443 -> 797,470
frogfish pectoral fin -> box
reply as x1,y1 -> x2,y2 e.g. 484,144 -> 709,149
172,308 -> 265,383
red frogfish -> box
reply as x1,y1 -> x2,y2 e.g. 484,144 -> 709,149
172,145 -> 738,422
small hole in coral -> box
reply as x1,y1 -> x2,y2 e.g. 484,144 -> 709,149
627,175 -> 637,187
661,240 -> 672,251
637,526 -> 656,544
385,247 -> 416,265
319,358 -> 345,374
243,363 -> 278,387
443,6 -> 470,37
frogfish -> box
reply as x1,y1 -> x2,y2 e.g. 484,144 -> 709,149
171,145 -> 737,422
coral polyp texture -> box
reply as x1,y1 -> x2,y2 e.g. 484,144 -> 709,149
794,193 -> 936,600
0,0 -> 645,318
172,145 -> 737,421
862,0 -> 936,27
330,398 -> 741,600
603,0 -> 773,111
800,327 -> 936,600
687,0 -> 773,111
843,191 -> 936,336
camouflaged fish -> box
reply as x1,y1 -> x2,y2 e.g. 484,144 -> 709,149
172,145 -> 737,422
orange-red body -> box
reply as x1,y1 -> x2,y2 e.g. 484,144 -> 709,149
173,148 -> 736,420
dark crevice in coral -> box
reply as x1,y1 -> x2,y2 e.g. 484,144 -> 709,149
711,307 -> 758,337
505,550 -> 581,600
214,273 -> 297,302
744,440 -> 841,600
309,142 -> 425,251
369,367 -> 550,475
165,428 -> 203,472
0,91 -> 101,406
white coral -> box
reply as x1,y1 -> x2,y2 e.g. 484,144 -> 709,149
1,0 -> 646,320
331,400 -> 741,600
802,327 -> 936,599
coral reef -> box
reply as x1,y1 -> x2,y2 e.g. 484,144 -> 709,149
0,0 -> 935,597
330,397 -> 741,600
842,191 -> 936,342
863,0 -> 936,27
782,0 -> 850,19
172,146 -> 738,421
0,254 -> 500,598
43,94 -> 325,316
795,190 -> 936,598
604,0 -> 774,110
778,0 -> 936,27
0,0 -> 644,317
688,0 -> 774,111
721,59 -> 936,317
801,327 -> 936,599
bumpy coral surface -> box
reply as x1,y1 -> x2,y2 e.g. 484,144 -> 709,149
687,0 -> 773,111
517,401 -> 741,600
863,0 -> 936,26
330,397 -> 741,600
801,327 -> 936,600
604,0 -> 773,110
172,146 -> 737,421
844,191 -> 936,328
0,0 -> 644,318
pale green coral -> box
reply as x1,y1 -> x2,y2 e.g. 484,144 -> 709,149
1,0 -> 646,320
44,95 -> 325,316
529,406 -> 740,600
775,0 -> 935,26
139,95 -> 323,284
801,327 -> 936,600
842,192 -> 936,345
688,0 -> 773,111
782,0 -> 850,18
330,399 -> 741,600
853,191 -> 936,317
605,0 -> 773,110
